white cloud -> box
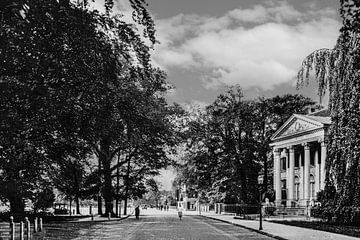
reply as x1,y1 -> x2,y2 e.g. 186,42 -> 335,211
152,1 -> 340,90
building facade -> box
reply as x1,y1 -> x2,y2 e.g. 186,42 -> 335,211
176,184 -> 197,210
270,109 -> 331,207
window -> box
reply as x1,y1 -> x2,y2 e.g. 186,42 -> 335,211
295,153 -> 300,168
281,180 -> 287,201
310,175 -> 315,199
294,176 -> 300,200
301,151 -> 304,166
310,149 -> 315,165
281,157 -> 286,170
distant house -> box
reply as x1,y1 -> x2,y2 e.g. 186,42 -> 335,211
176,184 -> 197,210
270,109 -> 330,207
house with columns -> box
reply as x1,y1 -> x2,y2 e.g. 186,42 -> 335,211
270,109 -> 330,207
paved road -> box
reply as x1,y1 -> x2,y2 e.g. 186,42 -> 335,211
43,211 -> 275,240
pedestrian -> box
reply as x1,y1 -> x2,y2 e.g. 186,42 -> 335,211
177,206 -> 183,221
135,206 -> 140,219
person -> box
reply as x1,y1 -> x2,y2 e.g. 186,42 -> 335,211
135,206 -> 140,219
177,206 -> 183,220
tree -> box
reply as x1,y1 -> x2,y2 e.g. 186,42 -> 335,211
33,187 -> 56,213
180,87 -> 260,204
53,157 -> 89,214
297,0 -> 360,224
255,94 -> 316,190
0,0 -> 171,215
143,178 -> 161,206
177,86 -> 316,205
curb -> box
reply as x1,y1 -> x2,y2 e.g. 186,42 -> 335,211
199,215 -> 288,240
71,214 -> 132,223
47,215 -> 132,224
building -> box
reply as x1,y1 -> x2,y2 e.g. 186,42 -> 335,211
270,109 -> 331,207
176,184 -> 197,210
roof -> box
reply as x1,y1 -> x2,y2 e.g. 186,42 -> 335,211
270,109 -> 331,141
302,115 -> 331,125
308,108 -> 330,117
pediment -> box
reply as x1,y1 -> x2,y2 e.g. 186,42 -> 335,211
272,114 -> 325,140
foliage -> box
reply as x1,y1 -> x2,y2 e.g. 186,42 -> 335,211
176,86 -> 316,205
0,0 -> 178,215
33,187 -> 56,212
271,220 -> 360,238
297,0 -> 360,224
142,178 -> 161,206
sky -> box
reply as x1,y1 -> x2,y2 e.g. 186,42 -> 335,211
95,0 -> 342,190
146,0 -> 341,107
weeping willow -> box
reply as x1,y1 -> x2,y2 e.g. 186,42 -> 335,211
297,1 -> 360,224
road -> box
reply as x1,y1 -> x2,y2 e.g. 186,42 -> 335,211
43,209 -> 275,240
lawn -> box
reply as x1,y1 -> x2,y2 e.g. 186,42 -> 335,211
271,220 -> 360,238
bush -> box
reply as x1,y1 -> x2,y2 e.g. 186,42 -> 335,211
312,187 -> 360,225
264,206 -> 276,216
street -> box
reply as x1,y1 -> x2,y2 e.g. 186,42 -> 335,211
43,209 -> 275,240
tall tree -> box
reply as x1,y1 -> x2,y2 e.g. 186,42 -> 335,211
297,0 -> 360,224
181,87 -> 260,204
0,0 -> 170,215
255,94 -> 316,189
178,87 -> 316,205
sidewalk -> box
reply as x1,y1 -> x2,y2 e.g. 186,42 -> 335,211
199,212 -> 359,240
67,214 -> 132,223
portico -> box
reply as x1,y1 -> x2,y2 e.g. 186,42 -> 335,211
270,110 -> 330,207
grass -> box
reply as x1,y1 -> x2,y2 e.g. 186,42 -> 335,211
271,220 -> 360,238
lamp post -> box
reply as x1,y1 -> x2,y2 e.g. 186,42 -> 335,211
258,176 -> 263,230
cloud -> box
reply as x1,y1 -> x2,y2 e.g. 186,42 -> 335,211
152,1 -> 340,90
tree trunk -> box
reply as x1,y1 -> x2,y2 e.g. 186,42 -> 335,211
7,180 -> 25,215
98,154 -> 103,215
9,195 -> 25,216
116,153 -> 120,217
263,151 -> 268,189
73,168 -> 81,215
123,158 -> 131,215
97,195 -> 102,215
100,138 -> 113,216
75,195 -> 80,215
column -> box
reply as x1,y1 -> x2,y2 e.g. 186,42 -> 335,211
288,146 -> 295,206
299,152 -> 303,201
303,143 -> 310,203
274,148 -> 281,205
320,141 -> 327,190
314,146 -> 320,196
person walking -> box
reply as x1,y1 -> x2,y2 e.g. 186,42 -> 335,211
135,206 -> 140,219
177,206 -> 183,220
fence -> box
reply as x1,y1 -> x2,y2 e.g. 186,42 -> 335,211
0,216 -> 44,240
215,203 -> 259,216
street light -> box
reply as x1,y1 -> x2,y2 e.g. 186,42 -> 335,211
258,176 -> 263,230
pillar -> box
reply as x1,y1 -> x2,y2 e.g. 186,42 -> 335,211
288,146 -> 295,205
314,146 -> 320,196
320,141 -> 327,190
303,143 -> 310,203
274,148 -> 281,205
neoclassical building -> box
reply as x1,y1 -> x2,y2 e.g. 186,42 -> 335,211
270,109 -> 331,207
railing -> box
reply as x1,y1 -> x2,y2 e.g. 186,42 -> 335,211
215,203 -> 259,216
0,216 -> 44,240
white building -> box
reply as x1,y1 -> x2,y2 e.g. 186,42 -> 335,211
176,184 -> 197,210
270,109 -> 330,207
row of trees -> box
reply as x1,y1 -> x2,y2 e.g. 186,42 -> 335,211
0,0 -> 181,216
175,86 -> 316,205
